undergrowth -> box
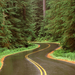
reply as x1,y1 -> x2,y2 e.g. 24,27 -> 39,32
34,37 -> 60,43
51,49 -> 75,61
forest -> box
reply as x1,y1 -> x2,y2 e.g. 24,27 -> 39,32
0,0 -> 75,62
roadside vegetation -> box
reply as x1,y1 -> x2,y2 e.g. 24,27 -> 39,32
0,43 -> 38,68
50,48 -> 75,62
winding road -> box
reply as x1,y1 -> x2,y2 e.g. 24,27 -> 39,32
0,43 -> 75,75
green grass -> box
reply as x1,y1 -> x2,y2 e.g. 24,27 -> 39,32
31,40 -> 60,44
34,37 -> 60,43
50,49 -> 75,61
0,43 -> 38,68
0,62 -> 1,67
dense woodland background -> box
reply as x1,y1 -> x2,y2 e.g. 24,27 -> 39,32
0,0 -> 75,52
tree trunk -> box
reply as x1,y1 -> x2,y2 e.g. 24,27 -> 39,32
43,0 -> 46,17
23,5 -> 26,20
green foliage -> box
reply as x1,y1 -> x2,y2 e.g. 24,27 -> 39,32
52,49 -> 75,61
0,0 -> 75,54
53,49 -> 65,57
0,0 -> 39,51
44,0 -> 75,51
0,62 -> 2,68
32,0 -> 43,37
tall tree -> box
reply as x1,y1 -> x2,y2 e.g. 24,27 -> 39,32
31,0 -> 43,36
0,0 -> 38,50
45,0 -> 75,51
0,0 -> 12,49
43,0 -> 46,17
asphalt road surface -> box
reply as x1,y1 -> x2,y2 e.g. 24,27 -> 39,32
0,43 -> 75,75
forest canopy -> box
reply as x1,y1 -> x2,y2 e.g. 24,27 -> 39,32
0,0 -> 75,52
45,0 -> 75,52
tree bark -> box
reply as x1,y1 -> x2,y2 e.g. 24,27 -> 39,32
23,5 -> 26,20
43,0 -> 46,17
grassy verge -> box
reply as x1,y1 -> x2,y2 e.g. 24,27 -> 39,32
0,62 -> 1,67
0,43 -> 38,68
31,40 -> 60,44
50,49 -> 75,62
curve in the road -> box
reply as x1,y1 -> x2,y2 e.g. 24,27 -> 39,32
0,44 -> 40,70
47,46 -> 75,64
0,43 -> 75,75
25,44 -> 50,75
